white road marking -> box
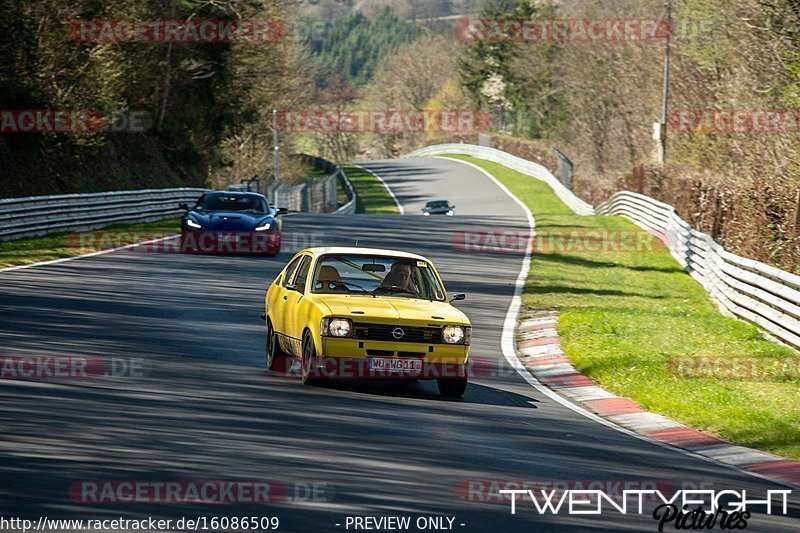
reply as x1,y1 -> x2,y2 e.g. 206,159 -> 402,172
0,235 -> 180,274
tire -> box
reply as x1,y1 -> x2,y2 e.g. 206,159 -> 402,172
437,378 -> 468,398
301,331 -> 325,386
265,318 -> 284,370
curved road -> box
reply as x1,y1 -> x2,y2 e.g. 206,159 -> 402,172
0,157 -> 798,532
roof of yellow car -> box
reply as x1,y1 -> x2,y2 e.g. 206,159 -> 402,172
300,246 -> 433,262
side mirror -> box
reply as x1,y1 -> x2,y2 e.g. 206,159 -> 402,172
276,207 -> 289,216
450,205 -> 456,209
179,202 -> 189,211
450,293 -> 466,302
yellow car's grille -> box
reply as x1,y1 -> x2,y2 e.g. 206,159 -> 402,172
352,323 -> 443,344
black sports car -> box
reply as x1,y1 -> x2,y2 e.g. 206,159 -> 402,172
179,191 -> 287,255
422,199 -> 455,216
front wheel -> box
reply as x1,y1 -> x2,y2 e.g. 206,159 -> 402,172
265,318 -> 284,370
301,331 -> 325,386
437,378 -> 467,398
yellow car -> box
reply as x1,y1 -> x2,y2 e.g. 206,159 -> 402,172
264,247 -> 472,397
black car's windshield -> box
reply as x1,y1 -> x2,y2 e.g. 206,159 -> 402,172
196,194 -> 269,214
312,255 -> 446,301
427,201 -> 449,209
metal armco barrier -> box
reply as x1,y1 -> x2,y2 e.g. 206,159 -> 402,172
407,143 -> 800,350
0,188 -> 207,241
597,191 -> 800,350
334,168 -> 356,215
1,155 -> 358,241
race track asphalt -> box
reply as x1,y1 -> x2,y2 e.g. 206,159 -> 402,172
0,156 -> 798,532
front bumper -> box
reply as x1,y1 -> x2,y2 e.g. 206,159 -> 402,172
317,338 -> 469,380
180,231 -> 281,255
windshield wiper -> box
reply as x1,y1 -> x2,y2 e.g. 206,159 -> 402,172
339,281 -> 377,297
375,285 -> 419,296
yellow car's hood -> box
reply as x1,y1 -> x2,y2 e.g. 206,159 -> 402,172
314,295 -> 469,326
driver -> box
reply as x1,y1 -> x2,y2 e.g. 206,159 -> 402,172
380,261 -> 417,293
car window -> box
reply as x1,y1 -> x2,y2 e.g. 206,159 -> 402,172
293,256 -> 312,293
282,256 -> 304,288
195,194 -> 268,214
311,254 -> 445,301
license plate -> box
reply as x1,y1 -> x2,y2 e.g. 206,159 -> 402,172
219,234 -> 239,243
368,358 -> 422,373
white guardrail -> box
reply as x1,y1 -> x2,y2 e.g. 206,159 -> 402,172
407,143 -> 800,350
0,188 -> 208,240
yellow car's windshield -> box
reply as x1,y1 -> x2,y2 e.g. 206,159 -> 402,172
312,255 -> 445,301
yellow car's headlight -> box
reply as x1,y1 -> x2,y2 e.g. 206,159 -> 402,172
443,325 -> 471,345
321,317 -> 352,338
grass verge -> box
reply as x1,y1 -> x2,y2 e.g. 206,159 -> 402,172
341,165 -> 399,214
0,218 -> 181,269
446,154 -> 800,460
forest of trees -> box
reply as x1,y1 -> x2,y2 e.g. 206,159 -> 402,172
304,7 -> 421,87
0,0 -> 311,196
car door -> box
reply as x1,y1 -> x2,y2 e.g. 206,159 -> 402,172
285,255 -> 314,353
270,254 -> 304,338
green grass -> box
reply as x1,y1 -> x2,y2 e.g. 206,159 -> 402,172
445,154 -> 800,460
0,218 -> 181,269
307,166 -> 330,179
341,165 -> 399,214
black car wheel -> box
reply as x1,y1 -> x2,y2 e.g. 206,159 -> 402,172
301,331 -> 324,386
265,318 -> 284,370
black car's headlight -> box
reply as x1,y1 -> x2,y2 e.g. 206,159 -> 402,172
186,219 -> 202,229
255,221 -> 272,232
321,317 -> 352,338
443,325 -> 471,345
